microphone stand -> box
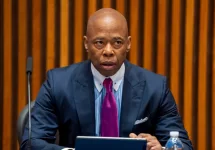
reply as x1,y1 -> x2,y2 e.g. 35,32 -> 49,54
26,57 -> 32,150
27,72 -> 31,150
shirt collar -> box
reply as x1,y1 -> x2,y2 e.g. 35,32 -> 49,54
91,63 -> 125,92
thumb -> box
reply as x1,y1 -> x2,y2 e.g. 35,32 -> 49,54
129,133 -> 137,138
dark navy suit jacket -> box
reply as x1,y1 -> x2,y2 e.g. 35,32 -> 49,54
21,60 -> 193,150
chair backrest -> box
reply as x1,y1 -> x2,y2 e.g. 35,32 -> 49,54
17,101 -> 60,145
17,100 -> 35,145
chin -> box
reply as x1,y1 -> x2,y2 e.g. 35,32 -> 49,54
102,70 -> 117,77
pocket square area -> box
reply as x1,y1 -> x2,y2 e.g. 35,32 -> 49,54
134,117 -> 148,125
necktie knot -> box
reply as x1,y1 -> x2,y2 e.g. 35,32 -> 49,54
103,78 -> 113,92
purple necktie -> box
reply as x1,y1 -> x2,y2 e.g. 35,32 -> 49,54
100,78 -> 119,137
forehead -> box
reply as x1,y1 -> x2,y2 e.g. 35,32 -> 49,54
87,16 -> 128,39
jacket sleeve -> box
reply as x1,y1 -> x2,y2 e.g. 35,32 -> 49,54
21,70 -> 66,150
154,77 -> 193,150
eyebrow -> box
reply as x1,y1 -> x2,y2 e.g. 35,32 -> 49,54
92,36 -> 124,41
92,37 -> 105,41
90,34 -> 127,42
112,37 -> 124,40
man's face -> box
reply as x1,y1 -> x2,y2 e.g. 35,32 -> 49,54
84,16 -> 131,77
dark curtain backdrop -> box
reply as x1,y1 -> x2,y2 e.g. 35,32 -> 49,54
1,0 -> 215,150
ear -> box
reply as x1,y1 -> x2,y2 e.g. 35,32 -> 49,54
83,36 -> 88,52
126,36 -> 131,52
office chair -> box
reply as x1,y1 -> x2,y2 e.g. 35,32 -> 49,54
17,100 -> 59,145
17,100 -> 35,145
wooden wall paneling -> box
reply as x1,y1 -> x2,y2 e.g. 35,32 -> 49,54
74,0 -> 84,63
86,0 -> 97,61
143,0 -> 153,71
32,0 -> 42,99
1,1 -> 215,150
129,0 -> 139,65
170,0 -> 181,105
40,0 -> 47,83
60,0 -> 69,66
212,3 -> 215,150
17,0 -> 27,148
116,0 -> 125,15
0,0 -> 3,148
183,0 -> 195,142
207,0 -> 214,148
157,0 -> 167,75
88,0 -> 97,17
198,0 -> 209,149
46,0 -> 55,71
3,0 -> 12,149
86,0 -> 97,60
54,0 -> 60,67
11,4 -> 19,148
102,0 -> 112,8
17,0 -> 27,119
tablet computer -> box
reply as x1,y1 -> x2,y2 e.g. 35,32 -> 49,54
75,136 -> 147,150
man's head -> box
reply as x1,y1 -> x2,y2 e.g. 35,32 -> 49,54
84,8 -> 131,77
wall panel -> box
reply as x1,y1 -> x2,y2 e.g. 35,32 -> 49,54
129,0 -> 139,65
170,0 -> 181,106
1,0 -> 215,150
60,0 -> 69,67
88,0 -> 97,17
183,0 -> 195,145
103,0 -> 112,8
157,0 -> 168,75
17,0 -> 27,123
143,0 -> 154,71
46,0 -> 56,71
3,0 -> 12,150
212,1 -> 215,150
0,0 -> 3,148
74,0 -> 84,63
198,0 -> 209,149
116,0 -> 125,15
17,0 -> 27,148
32,0 -> 42,99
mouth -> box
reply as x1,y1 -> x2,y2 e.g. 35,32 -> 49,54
100,62 -> 116,70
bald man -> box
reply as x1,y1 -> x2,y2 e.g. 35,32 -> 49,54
21,8 -> 193,150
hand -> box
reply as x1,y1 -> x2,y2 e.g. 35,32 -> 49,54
129,133 -> 162,150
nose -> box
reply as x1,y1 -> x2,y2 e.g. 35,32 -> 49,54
103,43 -> 114,57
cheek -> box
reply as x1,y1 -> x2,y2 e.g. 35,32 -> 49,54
88,49 -> 102,61
87,47 -> 97,56
115,50 -> 127,60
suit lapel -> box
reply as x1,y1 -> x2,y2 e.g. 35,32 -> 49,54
74,60 -> 95,135
120,61 -> 146,137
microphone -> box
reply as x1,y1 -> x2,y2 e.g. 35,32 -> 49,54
26,57 -> 32,150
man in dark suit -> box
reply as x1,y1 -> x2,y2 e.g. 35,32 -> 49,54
21,8 -> 193,150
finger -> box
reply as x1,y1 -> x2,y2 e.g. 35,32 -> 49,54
147,136 -> 157,141
147,140 -> 161,150
145,136 -> 157,141
129,133 -> 137,138
151,145 -> 162,150
137,133 -> 151,138
137,134 -> 157,142
146,142 -> 153,150
147,141 -> 157,149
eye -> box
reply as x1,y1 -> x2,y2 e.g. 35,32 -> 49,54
115,40 -> 122,45
94,40 -> 105,49
113,40 -> 123,49
95,41 -> 103,45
